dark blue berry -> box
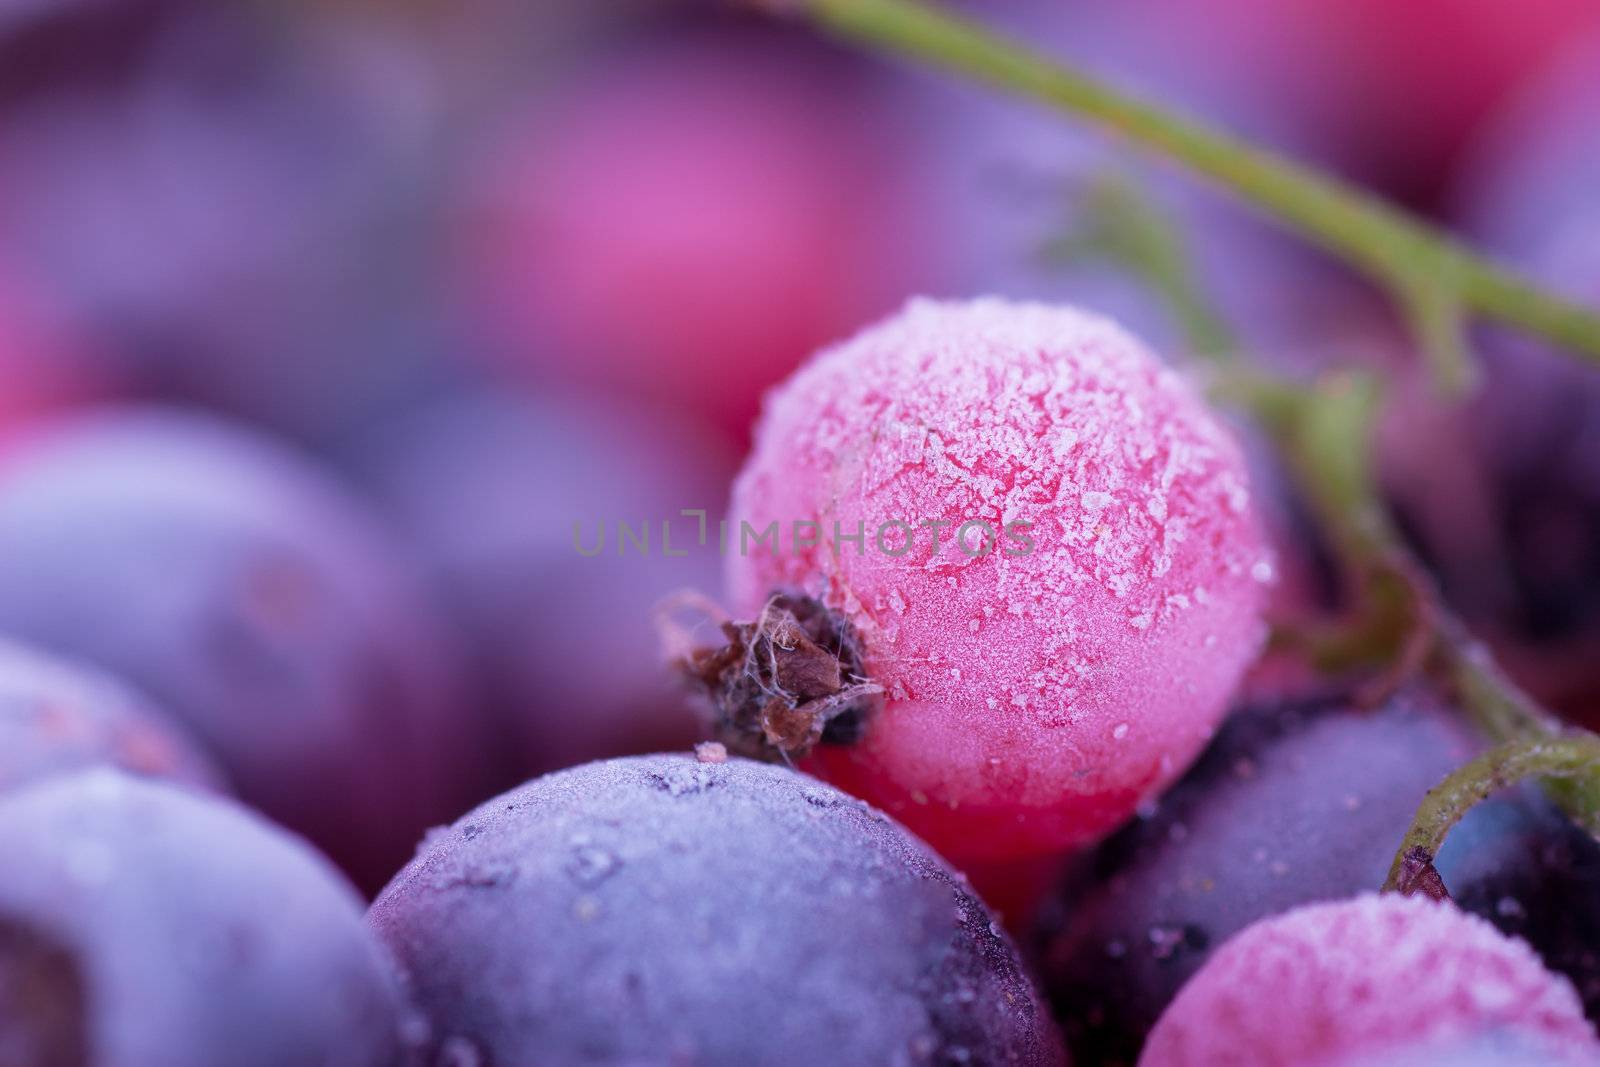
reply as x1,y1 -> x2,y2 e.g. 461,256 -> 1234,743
0,407 -> 484,889
371,754 -> 1064,1066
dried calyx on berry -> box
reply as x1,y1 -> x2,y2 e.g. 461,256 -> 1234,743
674,592 -> 881,762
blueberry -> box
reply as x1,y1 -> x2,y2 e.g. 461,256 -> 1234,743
0,637 -> 222,796
0,407 -> 484,889
1038,688 -> 1600,1064
0,770 -> 412,1067
370,754 -> 1064,1066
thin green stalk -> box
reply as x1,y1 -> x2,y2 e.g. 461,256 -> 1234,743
760,0 -> 1600,853
1383,736 -> 1600,894
766,0 -> 1600,369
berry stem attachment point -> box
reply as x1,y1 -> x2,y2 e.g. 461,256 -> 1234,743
669,592 -> 882,763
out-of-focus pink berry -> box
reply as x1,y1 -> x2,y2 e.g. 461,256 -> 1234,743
728,297 -> 1270,866
455,28 -> 939,440
1140,893 -> 1600,1067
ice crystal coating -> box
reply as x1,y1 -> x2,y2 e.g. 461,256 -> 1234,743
727,297 -> 1269,862
1139,893 -> 1599,1067
371,754 -> 1064,1066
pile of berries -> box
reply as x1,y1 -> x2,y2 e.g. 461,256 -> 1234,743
3,2 -> 1600,1066
2,291 -> 1596,1065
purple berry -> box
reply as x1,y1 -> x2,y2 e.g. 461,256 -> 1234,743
0,770 -> 411,1067
1038,688 -> 1600,1064
0,407 -> 482,889
0,3 -> 444,444
0,637 -> 222,796
370,754 -> 1065,1066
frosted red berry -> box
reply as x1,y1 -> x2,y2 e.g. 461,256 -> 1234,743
723,297 -> 1270,866
1139,893 -> 1600,1067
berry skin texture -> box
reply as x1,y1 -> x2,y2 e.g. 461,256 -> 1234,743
1324,1031 -> 1600,1067
0,771 -> 411,1067
0,407 -> 482,890
369,755 -> 1065,1067
1138,893 -> 1600,1067
727,297 -> 1270,866
0,638 -> 223,796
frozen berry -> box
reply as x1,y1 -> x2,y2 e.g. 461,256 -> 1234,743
456,26 -> 936,438
1138,893 -> 1599,1067
0,770 -> 411,1067
347,386 -> 734,780
370,754 -> 1065,1066
716,297 -> 1269,868
1040,688 -> 1600,1063
0,637 -> 222,796
0,407 -> 482,889
1323,1031 -> 1600,1067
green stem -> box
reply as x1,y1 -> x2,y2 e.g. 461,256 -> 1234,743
1383,736 -> 1600,894
770,0 -> 1600,365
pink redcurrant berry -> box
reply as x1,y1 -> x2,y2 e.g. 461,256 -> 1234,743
1140,893 -> 1599,1067
697,297 -> 1270,868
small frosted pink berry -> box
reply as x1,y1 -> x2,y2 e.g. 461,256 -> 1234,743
1139,893 -> 1600,1067
714,297 -> 1270,866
